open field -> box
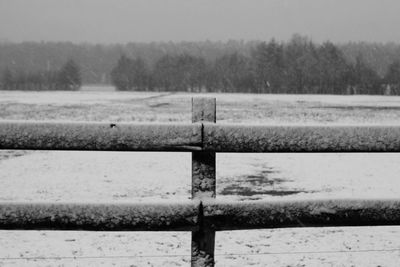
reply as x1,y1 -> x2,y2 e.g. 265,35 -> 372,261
3,89 -> 400,124
1,87 -> 400,266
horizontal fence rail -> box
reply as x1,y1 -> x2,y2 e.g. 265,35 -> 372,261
0,201 -> 198,231
203,199 -> 400,230
2,121 -> 400,152
1,199 -> 400,231
0,121 -> 202,151
204,124 -> 400,152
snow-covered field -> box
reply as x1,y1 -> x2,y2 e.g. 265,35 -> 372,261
1,87 -> 400,266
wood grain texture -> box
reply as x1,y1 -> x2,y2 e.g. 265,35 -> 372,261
203,124 -> 400,152
0,121 -> 202,151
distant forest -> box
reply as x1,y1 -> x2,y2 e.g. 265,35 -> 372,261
2,34 -> 400,94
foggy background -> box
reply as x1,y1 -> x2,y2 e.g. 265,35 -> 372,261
1,0 -> 400,43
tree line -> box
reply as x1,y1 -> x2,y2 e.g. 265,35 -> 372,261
110,35 -> 400,94
1,60 -> 82,90
1,35 -> 400,94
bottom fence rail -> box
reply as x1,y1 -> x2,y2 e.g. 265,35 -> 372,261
1,199 -> 400,231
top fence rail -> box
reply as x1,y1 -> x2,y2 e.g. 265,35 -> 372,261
1,121 -> 400,152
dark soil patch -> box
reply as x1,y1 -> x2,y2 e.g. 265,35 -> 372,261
246,175 -> 289,186
220,184 -> 310,196
243,167 -> 291,187
219,165 -> 315,197
148,102 -> 170,108
0,150 -> 30,161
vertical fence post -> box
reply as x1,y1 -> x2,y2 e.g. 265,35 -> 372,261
191,97 -> 216,267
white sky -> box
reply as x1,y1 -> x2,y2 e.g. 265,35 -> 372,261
0,0 -> 399,43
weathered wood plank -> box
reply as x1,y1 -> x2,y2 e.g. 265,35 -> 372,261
0,201 -> 199,231
192,98 -> 216,124
3,199 -> 400,231
191,98 -> 216,267
203,199 -> 400,230
192,98 -> 216,198
3,121 -> 400,152
203,124 -> 400,152
0,121 -> 202,151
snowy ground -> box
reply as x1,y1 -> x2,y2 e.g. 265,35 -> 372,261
1,87 -> 400,266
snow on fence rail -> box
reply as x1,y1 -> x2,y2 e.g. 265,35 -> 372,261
1,199 -> 400,231
0,121 -> 202,151
1,98 -> 400,266
2,123 -> 400,152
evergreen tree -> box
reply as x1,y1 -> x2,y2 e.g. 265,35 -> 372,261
317,42 -> 348,94
353,55 -> 381,94
383,60 -> 400,95
214,53 -> 254,93
252,40 -> 285,93
111,55 -> 149,91
58,59 -> 82,90
384,60 -> 400,85
284,35 -> 317,94
152,55 -> 175,91
111,55 -> 133,90
2,68 -> 13,90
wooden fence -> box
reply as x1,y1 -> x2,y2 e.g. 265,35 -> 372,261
1,97 -> 400,266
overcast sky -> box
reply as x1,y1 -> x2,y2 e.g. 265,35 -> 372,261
1,0 -> 400,44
